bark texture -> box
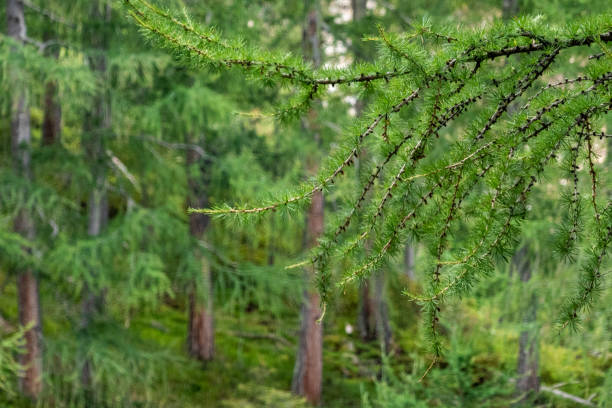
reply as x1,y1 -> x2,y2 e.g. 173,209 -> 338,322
186,139 -> 214,361
16,271 -> 42,397
8,0 -> 43,398
292,8 -> 324,402
187,260 -> 214,361
292,190 -> 324,405
42,79 -> 62,145
42,27 -> 61,146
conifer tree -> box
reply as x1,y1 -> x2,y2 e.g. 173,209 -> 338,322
186,133 -> 214,362
41,25 -> 61,146
404,243 -> 416,280
500,1 -> 541,400
0,1 -> 609,405
126,0 -> 611,382
292,2 -> 324,404
1,1 -> 312,404
512,245 -> 539,398
79,2 -> 112,399
7,0 -> 43,398
348,0 -> 394,354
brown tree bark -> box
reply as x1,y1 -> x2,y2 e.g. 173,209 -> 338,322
292,190 -> 323,405
42,79 -> 61,146
292,4 -> 323,404
42,27 -> 61,146
358,282 -> 377,341
513,245 -> 540,400
186,142 -> 214,361
16,270 -> 42,398
8,0 -> 43,398
187,260 -> 214,361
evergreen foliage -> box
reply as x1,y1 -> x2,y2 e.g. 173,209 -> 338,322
0,0 -> 610,406
126,0 -> 611,367
1,0 -> 308,403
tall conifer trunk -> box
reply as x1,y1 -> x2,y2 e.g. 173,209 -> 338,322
351,0 -> 367,20
514,246 -> 540,399
353,0 -> 374,344
502,0 -> 519,20
42,79 -> 61,145
42,27 -> 61,146
350,0 -> 393,353
292,3 -> 323,404
500,0 -> 540,400
292,189 -> 323,404
358,281 -> 376,341
80,1 -> 111,399
404,244 -> 415,281
374,272 -> 392,353
186,140 -> 214,361
357,273 -> 392,353
7,0 -> 43,398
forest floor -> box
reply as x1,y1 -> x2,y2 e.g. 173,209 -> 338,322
1,271 -> 609,407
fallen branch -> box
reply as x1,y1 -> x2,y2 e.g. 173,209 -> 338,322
541,384 -> 595,407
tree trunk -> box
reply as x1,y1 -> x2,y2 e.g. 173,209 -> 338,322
186,138 -> 214,361
8,0 -> 43,398
513,245 -> 540,400
351,0 -> 367,21
80,1 -> 111,399
42,28 -> 61,146
353,0 -> 373,343
502,0 -> 519,20
374,272 -> 392,354
292,190 -> 324,405
358,282 -> 377,341
351,0 -> 393,354
404,243 -> 415,281
499,0 -> 539,399
42,79 -> 61,145
187,259 -> 214,361
16,270 -> 42,398
358,272 -> 392,353
80,98 -> 109,404
292,4 -> 324,405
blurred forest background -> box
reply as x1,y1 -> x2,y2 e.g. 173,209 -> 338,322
0,0 -> 611,407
